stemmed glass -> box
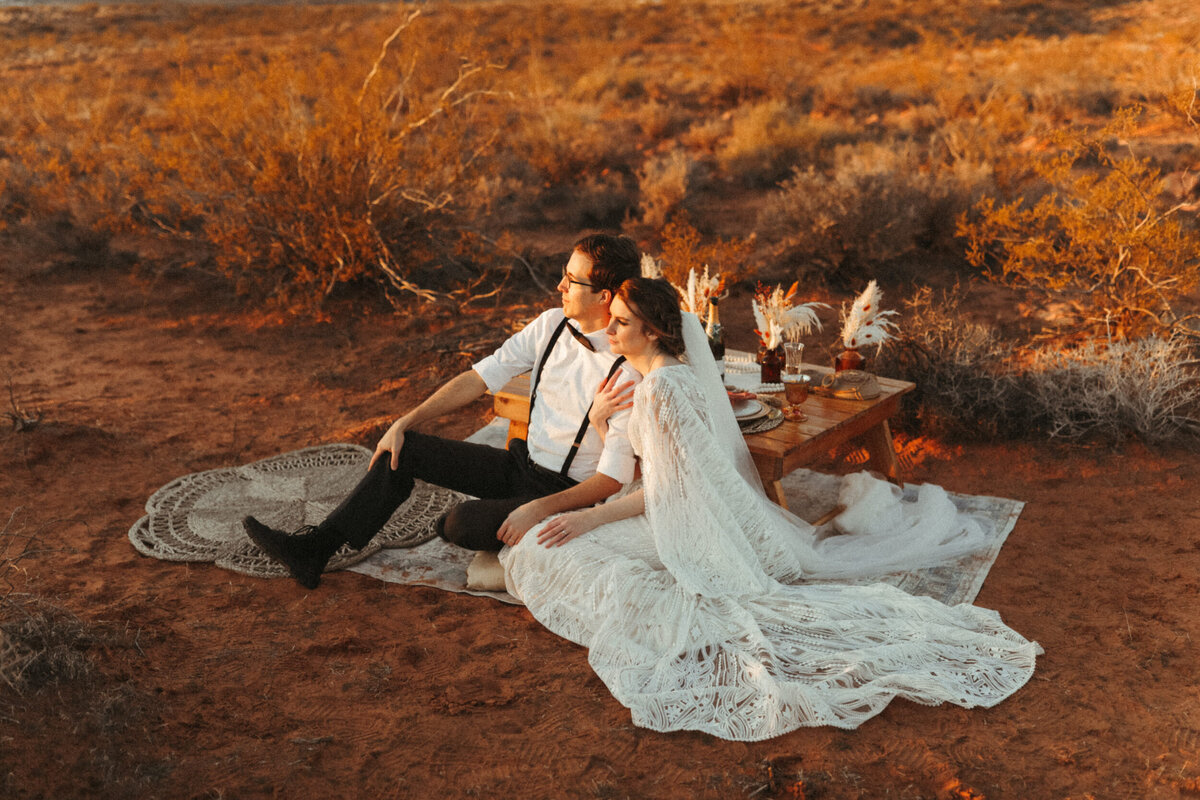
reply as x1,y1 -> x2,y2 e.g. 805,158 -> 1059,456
781,342 -> 810,422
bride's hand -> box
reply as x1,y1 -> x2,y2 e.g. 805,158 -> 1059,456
589,373 -> 635,437
536,509 -> 599,547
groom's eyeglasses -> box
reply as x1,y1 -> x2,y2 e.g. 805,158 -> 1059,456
562,265 -> 595,289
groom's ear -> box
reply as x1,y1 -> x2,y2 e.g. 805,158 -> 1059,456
598,288 -> 613,306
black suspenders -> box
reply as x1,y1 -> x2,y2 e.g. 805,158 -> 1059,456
528,318 -> 627,477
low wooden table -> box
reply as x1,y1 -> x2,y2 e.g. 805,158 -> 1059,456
490,365 -> 914,512
741,364 -> 914,509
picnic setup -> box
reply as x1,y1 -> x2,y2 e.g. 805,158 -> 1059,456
129,271 -> 1021,610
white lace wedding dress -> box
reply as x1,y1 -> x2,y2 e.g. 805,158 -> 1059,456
500,322 -> 1038,741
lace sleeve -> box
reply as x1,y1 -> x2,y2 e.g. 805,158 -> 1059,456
633,369 -> 823,596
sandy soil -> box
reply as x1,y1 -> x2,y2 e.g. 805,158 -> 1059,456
2,241 -> 1200,800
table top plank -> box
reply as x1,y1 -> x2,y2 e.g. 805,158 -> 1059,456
491,364 -> 914,472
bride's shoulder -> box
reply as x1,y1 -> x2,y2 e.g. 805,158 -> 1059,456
639,364 -> 700,398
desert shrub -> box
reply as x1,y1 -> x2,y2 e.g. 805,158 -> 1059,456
655,213 -> 754,287
529,172 -> 636,231
959,108 -> 1200,340
0,69 -> 144,241
876,287 -> 1025,438
637,149 -> 693,230
1023,336 -> 1200,442
714,101 -> 851,186
878,289 -> 1200,443
131,11 -> 514,307
503,101 -> 642,186
756,140 -> 991,284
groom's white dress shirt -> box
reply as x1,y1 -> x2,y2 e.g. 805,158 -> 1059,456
473,309 -> 640,485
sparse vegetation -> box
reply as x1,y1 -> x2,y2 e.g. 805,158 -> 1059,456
878,288 -> 1200,442
1,0 -> 1199,442
959,108 -> 1200,341
6,5 -> 1200,797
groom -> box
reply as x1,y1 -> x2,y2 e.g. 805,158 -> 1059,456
243,233 -> 643,589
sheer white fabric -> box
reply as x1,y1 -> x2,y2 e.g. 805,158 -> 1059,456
500,322 -> 1039,740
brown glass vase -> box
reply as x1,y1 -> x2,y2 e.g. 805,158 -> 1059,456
758,345 -> 783,383
834,347 -> 865,373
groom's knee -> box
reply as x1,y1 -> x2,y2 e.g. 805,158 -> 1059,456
437,502 -> 505,552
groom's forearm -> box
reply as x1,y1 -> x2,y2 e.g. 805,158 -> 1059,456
538,473 -> 623,516
399,370 -> 488,430
495,473 -> 623,545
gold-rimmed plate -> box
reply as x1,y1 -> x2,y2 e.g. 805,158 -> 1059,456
734,400 -> 770,422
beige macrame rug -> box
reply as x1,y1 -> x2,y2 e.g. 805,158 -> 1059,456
130,422 -> 1024,608
127,443 -> 465,580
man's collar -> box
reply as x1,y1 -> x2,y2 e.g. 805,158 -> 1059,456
564,321 -> 598,352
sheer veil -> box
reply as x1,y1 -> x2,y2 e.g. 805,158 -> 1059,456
677,312 -> 993,580
680,312 -> 765,493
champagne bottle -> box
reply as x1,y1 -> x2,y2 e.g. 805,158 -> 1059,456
705,297 -> 725,381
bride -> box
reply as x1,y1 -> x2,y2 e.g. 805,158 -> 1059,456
499,277 -> 1039,741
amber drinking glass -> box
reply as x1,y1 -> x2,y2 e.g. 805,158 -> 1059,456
781,342 -> 809,422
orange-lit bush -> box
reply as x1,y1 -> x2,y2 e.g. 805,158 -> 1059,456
129,11 -> 512,307
656,213 -> 753,287
959,109 -> 1200,340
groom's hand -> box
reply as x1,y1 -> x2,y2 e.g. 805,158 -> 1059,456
369,418 -> 408,471
496,499 -> 546,546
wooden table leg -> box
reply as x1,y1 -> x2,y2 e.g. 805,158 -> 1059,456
861,419 -> 903,486
763,479 -> 790,511
505,420 -> 528,448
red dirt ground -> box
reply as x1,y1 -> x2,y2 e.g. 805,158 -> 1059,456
3,249 -> 1200,799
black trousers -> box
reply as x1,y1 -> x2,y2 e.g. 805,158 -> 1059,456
320,432 -> 576,552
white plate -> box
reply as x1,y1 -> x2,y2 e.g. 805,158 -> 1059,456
733,399 -> 767,420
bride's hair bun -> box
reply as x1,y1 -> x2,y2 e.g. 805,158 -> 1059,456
617,278 -> 687,358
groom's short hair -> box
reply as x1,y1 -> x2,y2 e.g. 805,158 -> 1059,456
573,234 -> 641,295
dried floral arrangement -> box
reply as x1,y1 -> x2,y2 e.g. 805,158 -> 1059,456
752,282 -> 828,349
640,253 -> 662,279
840,280 -> 899,351
641,255 -> 726,315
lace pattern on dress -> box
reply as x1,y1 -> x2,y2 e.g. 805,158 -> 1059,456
502,367 -> 1039,740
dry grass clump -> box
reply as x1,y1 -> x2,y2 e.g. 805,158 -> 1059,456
0,512 -> 121,694
879,289 -> 1200,443
1,600 -> 104,694
756,141 -> 993,285
0,508 -> 162,792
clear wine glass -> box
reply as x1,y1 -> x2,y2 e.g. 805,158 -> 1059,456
782,342 -> 810,422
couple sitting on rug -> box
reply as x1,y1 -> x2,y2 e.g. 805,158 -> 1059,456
244,233 -> 1039,740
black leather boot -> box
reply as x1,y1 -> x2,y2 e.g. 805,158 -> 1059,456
242,517 -> 344,589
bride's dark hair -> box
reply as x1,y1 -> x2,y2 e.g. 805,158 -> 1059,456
616,278 -> 687,359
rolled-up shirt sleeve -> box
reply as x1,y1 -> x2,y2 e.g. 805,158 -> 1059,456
593,364 -> 641,485
472,312 -> 550,393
